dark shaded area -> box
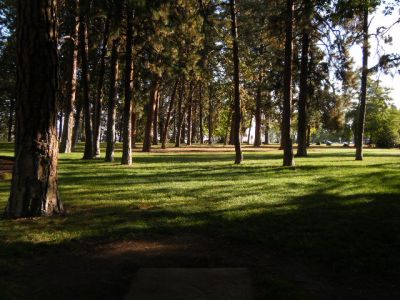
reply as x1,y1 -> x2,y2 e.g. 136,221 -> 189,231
0,149 -> 399,299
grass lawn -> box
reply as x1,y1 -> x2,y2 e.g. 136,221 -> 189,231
0,142 -> 399,299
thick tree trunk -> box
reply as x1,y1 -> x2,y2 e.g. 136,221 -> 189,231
306,125 -> 311,146
282,0 -> 295,167
229,0 -> 243,163
60,2 -> 79,153
78,3 -> 93,160
105,38 -> 120,162
122,7 -> 134,165
254,77 -> 262,147
7,0 -> 63,217
162,79 -> 178,149
175,80 -> 185,147
93,14 -> 111,158
355,8 -> 369,161
7,99 -> 15,142
143,76 -> 160,152
186,82 -> 193,145
296,0 -> 312,157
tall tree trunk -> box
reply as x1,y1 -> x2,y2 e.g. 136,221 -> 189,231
7,0 -> 63,217
162,79 -> 178,149
264,115 -> 270,145
131,110 -> 137,148
254,76 -> 262,147
58,113 -> 63,139
60,2 -> 79,153
105,38 -> 120,162
175,80 -> 185,147
306,125 -> 311,146
224,109 -> 232,145
71,91 -> 82,151
7,99 -> 15,142
143,76 -> 160,152
282,0 -> 295,167
152,88 -> 160,145
191,85 -> 198,143
181,111 -> 186,144
296,0 -> 312,157
247,116 -> 252,144
229,103 -> 235,145
93,14 -> 111,158
122,7 -> 134,165
186,82 -> 193,145
355,7 -> 369,161
199,83 -> 204,144
159,98 -> 164,146
229,0 -> 243,163
78,3 -> 93,160
208,85 -> 213,145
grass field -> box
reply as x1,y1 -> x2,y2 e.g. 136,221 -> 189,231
0,142 -> 399,299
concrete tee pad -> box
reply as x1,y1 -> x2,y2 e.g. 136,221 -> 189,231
125,268 -> 253,300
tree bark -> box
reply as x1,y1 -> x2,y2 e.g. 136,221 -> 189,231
143,76 -> 160,152
282,0 -> 295,167
78,2 -> 93,160
60,1 -> 79,153
93,14 -> 111,158
7,0 -> 63,217
162,79 -> 178,149
229,0 -> 243,163
296,0 -> 312,157
355,7 -> 369,161
122,7 -> 134,165
105,38 -> 120,162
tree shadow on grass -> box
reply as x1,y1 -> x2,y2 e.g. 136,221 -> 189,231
1,168 -> 400,299
1,150 -> 400,299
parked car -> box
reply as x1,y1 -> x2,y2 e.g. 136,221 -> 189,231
326,140 -> 333,146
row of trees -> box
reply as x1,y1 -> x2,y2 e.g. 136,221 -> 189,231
2,0 -> 400,217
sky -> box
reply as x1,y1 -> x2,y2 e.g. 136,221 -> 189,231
350,5 -> 400,108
